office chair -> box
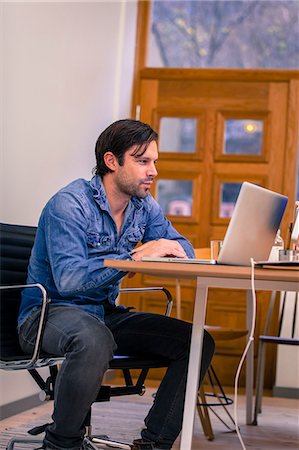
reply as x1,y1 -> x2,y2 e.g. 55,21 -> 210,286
175,248 -> 248,441
0,223 -> 64,448
0,223 -> 172,450
253,290 -> 299,425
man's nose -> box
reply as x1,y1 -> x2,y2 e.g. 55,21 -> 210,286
147,163 -> 158,177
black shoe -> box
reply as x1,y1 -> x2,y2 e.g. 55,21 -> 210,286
41,447 -> 84,450
132,439 -> 154,450
132,438 -> 171,450
41,447 -> 83,450
40,444 -> 83,450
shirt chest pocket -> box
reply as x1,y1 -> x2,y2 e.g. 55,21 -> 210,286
125,227 -> 145,246
86,232 -> 113,253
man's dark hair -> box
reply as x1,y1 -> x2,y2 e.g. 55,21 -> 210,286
94,119 -> 158,177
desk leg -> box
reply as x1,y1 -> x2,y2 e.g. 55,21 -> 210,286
246,289 -> 254,425
180,280 -> 208,450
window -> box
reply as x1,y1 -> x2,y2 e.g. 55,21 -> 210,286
147,0 -> 299,69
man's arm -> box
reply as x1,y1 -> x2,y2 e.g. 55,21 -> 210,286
131,238 -> 188,261
132,197 -> 195,261
43,193 -> 130,297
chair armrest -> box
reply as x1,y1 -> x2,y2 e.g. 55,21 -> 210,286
119,286 -> 173,317
0,283 -> 50,367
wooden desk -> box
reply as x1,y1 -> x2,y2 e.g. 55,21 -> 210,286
104,260 -> 299,450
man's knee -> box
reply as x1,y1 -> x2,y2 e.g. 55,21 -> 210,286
69,319 -> 116,363
181,324 -> 215,364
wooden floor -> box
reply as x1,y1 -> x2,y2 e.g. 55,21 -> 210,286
1,388 -> 298,449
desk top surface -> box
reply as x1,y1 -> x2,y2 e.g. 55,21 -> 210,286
104,259 -> 299,283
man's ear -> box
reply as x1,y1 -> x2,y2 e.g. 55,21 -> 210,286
103,151 -> 118,172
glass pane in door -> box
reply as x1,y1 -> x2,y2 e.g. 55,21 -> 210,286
156,179 -> 193,216
159,117 -> 197,153
220,182 -> 242,218
224,119 -> 263,155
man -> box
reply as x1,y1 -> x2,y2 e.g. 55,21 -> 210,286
18,119 -> 214,450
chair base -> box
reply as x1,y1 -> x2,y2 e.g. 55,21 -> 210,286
83,435 -> 131,449
6,435 -> 133,450
83,435 -> 158,449
197,366 -> 236,441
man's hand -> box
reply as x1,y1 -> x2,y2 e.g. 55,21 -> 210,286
130,239 -> 187,261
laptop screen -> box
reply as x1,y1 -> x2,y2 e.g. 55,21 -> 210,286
217,182 -> 288,266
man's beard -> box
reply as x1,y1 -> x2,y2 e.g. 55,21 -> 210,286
116,177 -> 151,198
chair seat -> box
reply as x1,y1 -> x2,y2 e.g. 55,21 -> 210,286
110,355 -> 170,370
1,352 -> 169,371
259,335 -> 299,345
1,352 -> 60,362
205,326 -> 248,341
0,354 -> 64,370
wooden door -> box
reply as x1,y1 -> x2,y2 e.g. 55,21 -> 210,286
120,69 -> 299,387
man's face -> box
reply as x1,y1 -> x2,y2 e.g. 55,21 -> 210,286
114,140 -> 158,199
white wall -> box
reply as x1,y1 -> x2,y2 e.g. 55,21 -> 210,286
1,0 -> 137,225
0,0 -> 137,408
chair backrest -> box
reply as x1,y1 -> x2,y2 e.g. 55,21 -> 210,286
277,292 -> 298,340
0,223 -> 37,359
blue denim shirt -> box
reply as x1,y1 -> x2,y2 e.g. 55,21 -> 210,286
18,176 -> 194,326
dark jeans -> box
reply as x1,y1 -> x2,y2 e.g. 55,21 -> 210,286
19,305 -> 215,450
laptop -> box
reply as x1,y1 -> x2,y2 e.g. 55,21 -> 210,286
256,202 -> 299,267
142,182 -> 288,267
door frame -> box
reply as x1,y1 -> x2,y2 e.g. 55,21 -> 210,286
132,68 -> 299,239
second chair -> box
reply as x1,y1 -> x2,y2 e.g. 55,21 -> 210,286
175,247 -> 248,441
